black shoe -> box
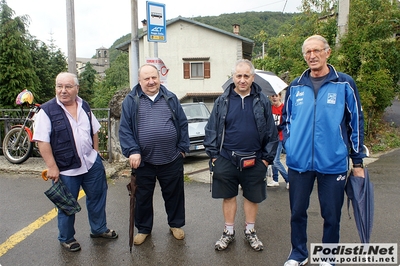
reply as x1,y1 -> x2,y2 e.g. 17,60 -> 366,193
60,239 -> 81,252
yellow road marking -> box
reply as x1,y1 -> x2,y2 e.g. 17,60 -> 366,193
0,189 -> 86,257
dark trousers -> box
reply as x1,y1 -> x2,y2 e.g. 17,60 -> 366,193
135,155 -> 185,234
288,169 -> 346,262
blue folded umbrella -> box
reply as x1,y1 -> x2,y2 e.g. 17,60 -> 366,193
345,167 -> 374,243
44,179 -> 81,216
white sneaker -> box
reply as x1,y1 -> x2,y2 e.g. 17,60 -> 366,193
286,182 -> 290,190
267,181 -> 279,187
284,258 -> 308,266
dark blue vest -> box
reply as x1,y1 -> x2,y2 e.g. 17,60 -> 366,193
41,98 -> 92,171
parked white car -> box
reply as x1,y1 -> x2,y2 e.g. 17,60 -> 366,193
181,103 -> 210,155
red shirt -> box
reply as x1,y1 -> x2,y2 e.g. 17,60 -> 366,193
271,103 -> 284,141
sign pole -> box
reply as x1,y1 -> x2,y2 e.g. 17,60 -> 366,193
130,0 -> 139,88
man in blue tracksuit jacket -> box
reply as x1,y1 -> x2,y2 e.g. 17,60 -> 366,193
282,35 -> 366,266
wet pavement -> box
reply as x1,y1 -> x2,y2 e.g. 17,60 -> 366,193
0,146 -> 399,265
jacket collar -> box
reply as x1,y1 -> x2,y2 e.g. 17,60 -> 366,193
129,84 -> 170,100
298,64 -> 339,86
222,81 -> 263,97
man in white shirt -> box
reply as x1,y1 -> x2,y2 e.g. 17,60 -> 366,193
33,72 -> 117,252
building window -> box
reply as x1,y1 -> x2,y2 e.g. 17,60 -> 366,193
191,62 -> 204,78
183,58 -> 210,79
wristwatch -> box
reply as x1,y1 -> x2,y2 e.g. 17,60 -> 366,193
352,163 -> 363,168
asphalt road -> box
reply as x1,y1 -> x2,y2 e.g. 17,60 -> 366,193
0,99 -> 399,265
0,147 -> 399,266
383,99 -> 400,126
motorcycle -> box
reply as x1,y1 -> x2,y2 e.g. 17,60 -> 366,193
2,90 -> 41,164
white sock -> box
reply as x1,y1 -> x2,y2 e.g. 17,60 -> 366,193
224,223 -> 234,234
245,222 -> 255,233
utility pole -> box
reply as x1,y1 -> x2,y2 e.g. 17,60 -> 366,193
336,0 -> 350,46
262,42 -> 265,58
66,0 -> 77,74
130,0 -> 139,88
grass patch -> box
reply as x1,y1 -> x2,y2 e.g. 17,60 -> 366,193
184,174 -> 192,183
365,122 -> 400,154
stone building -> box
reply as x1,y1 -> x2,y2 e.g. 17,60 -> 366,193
76,47 -> 110,77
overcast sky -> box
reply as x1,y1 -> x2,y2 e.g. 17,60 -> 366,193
10,0 -> 303,58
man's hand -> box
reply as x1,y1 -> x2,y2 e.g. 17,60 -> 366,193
129,154 -> 141,169
46,167 -> 60,183
352,167 -> 365,178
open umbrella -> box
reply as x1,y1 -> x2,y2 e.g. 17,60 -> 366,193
345,167 -> 374,243
222,69 -> 287,96
126,169 -> 137,253
43,174 -> 81,216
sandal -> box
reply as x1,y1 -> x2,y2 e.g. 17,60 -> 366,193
60,239 -> 81,252
90,229 -> 118,239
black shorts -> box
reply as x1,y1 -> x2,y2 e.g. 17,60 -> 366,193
212,156 -> 267,203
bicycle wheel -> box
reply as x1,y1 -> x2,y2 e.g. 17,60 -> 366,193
2,127 -> 33,164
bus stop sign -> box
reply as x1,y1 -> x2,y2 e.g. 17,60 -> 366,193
147,1 -> 166,42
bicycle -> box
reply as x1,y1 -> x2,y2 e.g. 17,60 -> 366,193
2,90 -> 41,164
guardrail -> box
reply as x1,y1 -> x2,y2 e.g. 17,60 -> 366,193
0,108 -> 112,161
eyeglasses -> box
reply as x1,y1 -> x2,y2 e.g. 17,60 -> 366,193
303,48 -> 327,57
270,95 -> 279,97
56,84 -> 77,91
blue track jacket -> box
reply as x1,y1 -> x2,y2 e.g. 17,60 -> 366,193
282,64 -> 365,174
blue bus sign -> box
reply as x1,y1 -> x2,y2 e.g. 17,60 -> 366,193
146,1 -> 166,42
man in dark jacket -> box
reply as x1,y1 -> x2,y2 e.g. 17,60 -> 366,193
204,59 -> 278,251
119,64 -> 190,245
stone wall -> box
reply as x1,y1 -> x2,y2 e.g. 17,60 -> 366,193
108,88 -> 130,162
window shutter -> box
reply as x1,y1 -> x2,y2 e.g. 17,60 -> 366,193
183,62 -> 190,79
204,62 -> 210,79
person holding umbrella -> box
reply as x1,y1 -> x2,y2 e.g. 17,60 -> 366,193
33,72 -> 118,252
119,64 -> 190,246
204,59 -> 278,251
267,92 -> 289,189
281,35 -> 366,266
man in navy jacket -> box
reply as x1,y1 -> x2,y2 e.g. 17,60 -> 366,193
119,64 -> 190,246
204,59 -> 278,251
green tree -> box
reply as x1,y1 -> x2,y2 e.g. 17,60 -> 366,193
28,39 -> 67,103
336,0 -> 400,135
253,0 -> 400,137
253,0 -> 338,81
0,0 -> 39,108
92,52 -> 129,108
79,62 -> 97,105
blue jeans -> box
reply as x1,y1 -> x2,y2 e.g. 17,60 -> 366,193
288,169 -> 346,262
272,141 -> 288,182
57,155 -> 108,243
